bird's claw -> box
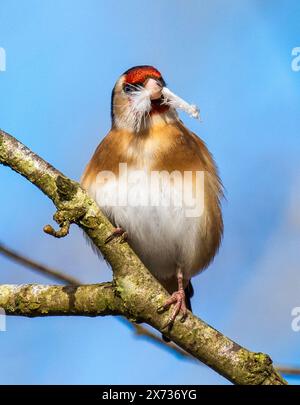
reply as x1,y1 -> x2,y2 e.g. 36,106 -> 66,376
159,290 -> 187,329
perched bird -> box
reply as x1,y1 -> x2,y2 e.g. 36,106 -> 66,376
81,65 -> 223,328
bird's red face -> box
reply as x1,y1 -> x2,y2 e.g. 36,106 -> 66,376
124,66 -> 169,115
111,65 -> 199,132
124,66 -> 164,89
111,65 -> 169,132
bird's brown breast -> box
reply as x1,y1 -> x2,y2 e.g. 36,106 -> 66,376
82,122 -> 219,178
81,121 -> 223,276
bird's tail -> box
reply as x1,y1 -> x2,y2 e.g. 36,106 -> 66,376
184,280 -> 194,312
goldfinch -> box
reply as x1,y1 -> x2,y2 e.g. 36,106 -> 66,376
81,65 -> 223,327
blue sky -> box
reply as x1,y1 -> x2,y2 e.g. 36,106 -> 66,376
0,0 -> 299,384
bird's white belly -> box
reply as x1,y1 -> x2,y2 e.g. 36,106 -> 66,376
88,170 -> 206,280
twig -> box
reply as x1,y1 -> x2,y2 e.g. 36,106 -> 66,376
276,366 -> 300,376
0,242 -> 80,285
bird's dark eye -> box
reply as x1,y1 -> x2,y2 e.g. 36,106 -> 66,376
123,82 -> 144,94
123,84 -> 133,93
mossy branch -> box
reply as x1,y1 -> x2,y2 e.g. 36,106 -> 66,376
0,129 -> 287,385
0,283 -> 123,316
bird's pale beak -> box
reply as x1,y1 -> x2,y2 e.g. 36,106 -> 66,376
144,78 -> 163,100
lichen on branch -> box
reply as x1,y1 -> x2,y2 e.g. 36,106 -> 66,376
0,283 -> 123,316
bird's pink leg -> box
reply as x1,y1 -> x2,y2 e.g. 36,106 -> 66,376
159,269 -> 188,328
105,227 -> 128,244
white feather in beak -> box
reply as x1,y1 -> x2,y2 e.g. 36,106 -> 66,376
162,87 -> 200,119
122,86 -> 152,132
116,83 -> 200,133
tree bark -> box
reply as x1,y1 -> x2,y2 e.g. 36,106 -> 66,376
0,283 -> 123,316
0,129 -> 287,385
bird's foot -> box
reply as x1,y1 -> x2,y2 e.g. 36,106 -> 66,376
158,289 -> 188,329
105,227 -> 128,244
